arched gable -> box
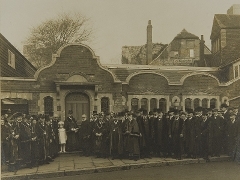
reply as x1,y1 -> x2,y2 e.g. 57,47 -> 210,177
126,71 -> 170,85
34,43 -> 120,83
180,72 -> 222,86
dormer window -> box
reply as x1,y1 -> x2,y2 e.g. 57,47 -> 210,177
8,50 -> 15,69
233,62 -> 240,79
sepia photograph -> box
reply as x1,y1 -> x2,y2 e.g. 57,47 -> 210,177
1,0 -> 240,179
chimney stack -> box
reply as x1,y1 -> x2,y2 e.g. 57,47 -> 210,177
200,35 -> 205,63
146,20 -> 152,65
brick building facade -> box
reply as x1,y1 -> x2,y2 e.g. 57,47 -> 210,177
1,5 -> 240,123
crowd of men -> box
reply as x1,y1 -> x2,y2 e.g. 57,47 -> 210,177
1,104 -> 240,172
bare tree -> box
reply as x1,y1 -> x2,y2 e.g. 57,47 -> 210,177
24,13 -> 93,68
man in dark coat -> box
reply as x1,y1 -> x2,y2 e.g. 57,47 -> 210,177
200,111 -> 210,161
64,110 -> 78,152
167,109 -> 175,157
148,111 -> 155,156
1,116 -> 10,166
127,112 -> 140,161
183,109 -> 193,158
209,109 -> 224,157
19,115 -> 32,167
110,115 -> 123,159
226,113 -> 239,159
50,114 -> 59,158
172,111 -> 184,160
79,114 -> 91,156
221,103 -> 230,154
30,116 -> 39,167
190,108 -> 202,158
8,113 -> 22,171
36,114 -> 49,165
154,111 -> 165,157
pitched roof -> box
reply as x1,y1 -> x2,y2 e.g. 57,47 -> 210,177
215,14 -> 240,28
174,29 -> 199,39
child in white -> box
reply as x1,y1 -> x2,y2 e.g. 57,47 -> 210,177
58,121 -> 67,153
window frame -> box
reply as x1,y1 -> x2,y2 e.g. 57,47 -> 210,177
233,62 -> 240,79
8,49 -> 16,69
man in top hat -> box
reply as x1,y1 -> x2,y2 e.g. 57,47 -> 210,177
50,114 -> 60,158
64,110 -> 78,152
220,103 -> 230,154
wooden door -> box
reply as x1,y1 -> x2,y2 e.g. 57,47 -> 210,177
65,92 -> 89,124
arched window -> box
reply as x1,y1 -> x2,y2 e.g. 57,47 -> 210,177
159,98 -> 167,113
194,98 -> 200,109
101,97 -> 109,114
44,96 -> 53,116
131,98 -> 139,111
202,98 -> 208,108
141,98 -> 148,111
150,98 -> 157,111
185,98 -> 192,112
210,98 -> 217,109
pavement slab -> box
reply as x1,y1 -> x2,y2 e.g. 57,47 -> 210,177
74,162 -> 95,169
14,167 -> 38,175
94,162 -> 113,167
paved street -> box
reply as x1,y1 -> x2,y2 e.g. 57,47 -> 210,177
43,161 -> 240,180
0,153 -> 234,180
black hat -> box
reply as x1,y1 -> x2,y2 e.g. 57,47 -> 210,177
194,107 -> 203,112
220,103 -> 228,108
187,109 -> 194,114
149,111 -> 154,115
143,110 -> 148,116
68,110 -> 73,114
38,114 -> 45,119
93,111 -> 97,115
174,110 -> 179,115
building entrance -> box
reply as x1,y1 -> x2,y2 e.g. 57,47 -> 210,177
65,92 -> 90,125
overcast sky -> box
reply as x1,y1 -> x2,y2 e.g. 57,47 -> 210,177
1,0 -> 239,64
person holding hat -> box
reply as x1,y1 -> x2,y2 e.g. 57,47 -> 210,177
64,110 -> 78,152
79,114 -> 91,156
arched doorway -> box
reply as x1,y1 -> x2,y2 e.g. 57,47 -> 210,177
65,92 -> 90,124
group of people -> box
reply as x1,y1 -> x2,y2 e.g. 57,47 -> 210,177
1,103 -> 240,172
